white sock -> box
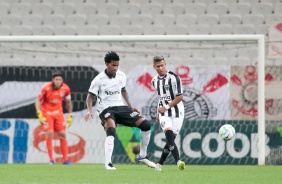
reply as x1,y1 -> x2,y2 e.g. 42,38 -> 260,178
139,130 -> 150,158
104,136 -> 114,165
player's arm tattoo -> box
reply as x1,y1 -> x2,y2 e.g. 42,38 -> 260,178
121,87 -> 132,108
86,92 -> 97,111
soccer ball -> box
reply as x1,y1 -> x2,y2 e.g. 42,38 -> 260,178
219,124 -> 236,141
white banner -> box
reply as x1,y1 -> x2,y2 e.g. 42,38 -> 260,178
126,65 -> 230,120
268,22 -> 282,59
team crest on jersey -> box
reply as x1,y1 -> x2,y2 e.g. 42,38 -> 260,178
60,92 -> 65,97
142,86 -> 217,120
164,84 -> 169,91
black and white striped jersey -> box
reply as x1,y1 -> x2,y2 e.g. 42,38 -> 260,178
151,71 -> 184,118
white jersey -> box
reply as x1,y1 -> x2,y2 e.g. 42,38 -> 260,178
151,70 -> 184,118
88,70 -> 127,113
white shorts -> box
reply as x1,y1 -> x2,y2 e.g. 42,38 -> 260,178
158,116 -> 184,135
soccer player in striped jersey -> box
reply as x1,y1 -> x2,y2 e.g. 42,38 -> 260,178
151,55 -> 185,171
85,51 -> 156,170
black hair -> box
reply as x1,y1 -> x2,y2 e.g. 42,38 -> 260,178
153,55 -> 164,63
104,51 -> 120,63
52,70 -> 63,79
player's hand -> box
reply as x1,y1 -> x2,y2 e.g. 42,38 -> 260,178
156,115 -> 159,122
66,114 -> 73,128
85,111 -> 93,122
131,107 -> 140,114
36,111 -> 46,125
158,106 -> 167,113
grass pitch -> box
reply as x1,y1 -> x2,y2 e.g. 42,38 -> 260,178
0,164 -> 281,184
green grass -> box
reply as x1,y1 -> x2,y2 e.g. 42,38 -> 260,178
0,164 -> 281,184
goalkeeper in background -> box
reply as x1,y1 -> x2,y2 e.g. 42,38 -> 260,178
151,55 -> 185,171
35,70 -> 73,165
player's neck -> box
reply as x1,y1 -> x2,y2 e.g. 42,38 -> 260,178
105,69 -> 116,78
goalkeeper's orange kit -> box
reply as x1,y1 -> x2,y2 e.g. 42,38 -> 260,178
38,82 -> 71,131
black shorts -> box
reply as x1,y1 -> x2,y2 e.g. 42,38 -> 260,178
99,106 -> 143,127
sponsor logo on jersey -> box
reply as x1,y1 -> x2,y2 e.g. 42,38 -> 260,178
105,90 -> 120,95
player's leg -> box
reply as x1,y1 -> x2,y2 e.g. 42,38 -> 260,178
55,114 -> 72,165
135,118 -> 156,168
43,113 -> 55,165
103,118 -> 116,170
172,117 -> 185,171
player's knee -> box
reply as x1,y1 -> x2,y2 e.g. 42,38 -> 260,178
138,119 -> 151,131
106,127 -> 116,137
165,130 -> 175,149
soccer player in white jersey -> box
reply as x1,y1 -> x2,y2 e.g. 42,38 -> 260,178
151,55 -> 185,171
85,51 -> 156,170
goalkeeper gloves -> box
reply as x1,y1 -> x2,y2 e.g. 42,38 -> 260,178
37,111 -> 46,125
66,114 -> 73,128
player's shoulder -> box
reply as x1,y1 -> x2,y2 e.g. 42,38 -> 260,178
94,71 -> 107,80
42,82 -> 52,91
61,83 -> 70,90
151,75 -> 159,82
116,70 -> 126,77
167,71 -> 180,79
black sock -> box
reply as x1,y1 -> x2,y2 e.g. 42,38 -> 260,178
158,143 -> 170,165
165,130 -> 180,163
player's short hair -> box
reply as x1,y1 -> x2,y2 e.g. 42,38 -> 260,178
153,55 -> 164,63
52,70 -> 63,79
104,51 -> 120,63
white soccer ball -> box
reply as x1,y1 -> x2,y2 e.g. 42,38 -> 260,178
219,124 -> 236,141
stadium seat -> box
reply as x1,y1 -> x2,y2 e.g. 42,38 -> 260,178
0,25 -> 11,35
144,25 -> 165,35
10,3 -> 31,15
87,14 -> 109,26
154,14 -> 175,27
11,25 -> 32,35
234,24 -> 255,34
129,0 -> 150,4
1,0 -> 19,5
54,25 -> 77,35
107,0 -> 128,4
32,3 -> 53,15
184,3 -> 206,15
210,25 -> 233,35
265,14 -> 282,26
163,3 -> 185,16
176,14 -> 197,26
131,14 -> 153,26
85,0 -> 107,5
255,25 -> 269,37
173,0 -> 193,5
76,3 -> 97,15
229,57 -> 252,66
140,3 -> 162,16
62,0 -> 87,4
97,3 -> 119,15
215,48 -> 237,58
197,14 -> 219,26
109,14 -> 131,26
251,3 -> 273,17
188,25 -> 210,35
242,14 -> 264,25
166,25 -> 188,35
207,3 -> 229,17
238,0 -> 259,4
119,3 -> 140,15
263,0 -> 282,4
216,0 -> 238,6
229,3 -> 251,16
43,14 -> 65,26
65,14 -> 87,26
53,3 -> 75,15
32,26 -> 55,35
152,0 -> 172,5
99,25 -> 121,35
0,3 -> 9,16
120,25 -> 143,35
219,14 -> 242,26
274,3 -> 282,14
238,47 -> 257,58
0,15 -> 21,27
21,15 -> 43,26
